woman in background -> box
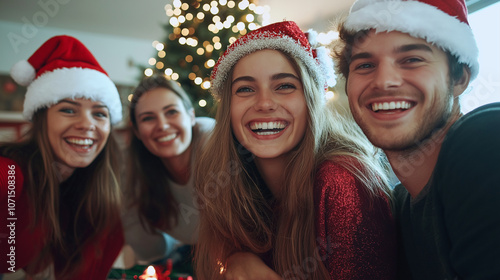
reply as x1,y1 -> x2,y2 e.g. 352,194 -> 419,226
122,74 -> 214,265
0,35 -> 123,279
194,21 -> 397,279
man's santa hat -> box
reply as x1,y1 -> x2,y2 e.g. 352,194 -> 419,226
211,21 -> 336,97
10,35 -> 122,124
344,0 -> 479,80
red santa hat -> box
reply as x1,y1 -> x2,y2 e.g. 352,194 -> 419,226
210,21 -> 336,98
344,0 -> 479,80
10,35 -> 122,124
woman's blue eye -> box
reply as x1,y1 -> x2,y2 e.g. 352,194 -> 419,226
277,83 -> 296,90
236,87 -> 253,93
59,108 -> 75,114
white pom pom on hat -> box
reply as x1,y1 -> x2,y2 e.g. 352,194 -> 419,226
10,60 -> 36,86
10,35 -> 123,124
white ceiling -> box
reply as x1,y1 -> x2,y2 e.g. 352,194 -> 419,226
0,0 -> 354,42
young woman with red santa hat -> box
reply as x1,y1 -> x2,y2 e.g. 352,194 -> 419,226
0,35 -> 124,279
194,21 -> 397,280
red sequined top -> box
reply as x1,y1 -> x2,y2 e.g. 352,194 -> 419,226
314,160 -> 397,279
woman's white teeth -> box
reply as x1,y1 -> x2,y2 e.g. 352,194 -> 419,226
250,121 -> 286,131
158,134 -> 176,142
372,101 -> 412,112
66,138 -> 94,146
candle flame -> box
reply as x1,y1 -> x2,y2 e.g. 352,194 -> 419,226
146,265 -> 156,275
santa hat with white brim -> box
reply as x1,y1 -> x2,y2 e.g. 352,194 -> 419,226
10,35 -> 122,124
344,0 -> 479,80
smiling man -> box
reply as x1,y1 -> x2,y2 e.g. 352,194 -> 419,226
334,0 -> 500,279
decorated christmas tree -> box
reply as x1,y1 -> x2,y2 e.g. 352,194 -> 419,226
142,0 -> 268,117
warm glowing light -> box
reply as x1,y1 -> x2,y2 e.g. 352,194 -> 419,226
148,58 -> 156,65
178,15 -> 186,23
205,44 -> 214,52
229,37 -> 237,44
181,3 -> 189,10
165,68 -> 173,75
203,4 -> 210,11
155,43 -> 164,51
158,51 -> 166,58
202,81 -> 211,89
156,62 -> 164,69
214,42 -> 222,50
164,4 -> 172,11
169,17 -> 179,27
172,73 -> 179,80
249,3 -> 256,10
185,55 -> 193,62
206,59 -> 215,67
226,15 -> 235,23
232,26 -> 239,33
239,29 -> 247,35
238,0 -> 249,10
197,12 -> 205,20
127,94 -> 133,102
186,13 -> 193,21
197,48 -> 204,55
213,15 -> 221,23
194,77 -> 203,85
173,8 -> 182,16
325,91 -> 335,100
144,68 -> 153,76
199,99 -> 207,107
228,1 -> 235,8
152,40 -> 159,47
189,73 -> 197,80
182,28 -> 189,36
246,14 -> 254,22
166,9 -> 174,16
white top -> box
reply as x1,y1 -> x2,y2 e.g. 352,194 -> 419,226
122,117 -> 215,264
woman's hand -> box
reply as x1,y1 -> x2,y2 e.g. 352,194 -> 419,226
224,252 -> 282,280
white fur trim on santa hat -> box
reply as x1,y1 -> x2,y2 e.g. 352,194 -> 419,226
10,60 -> 36,86
23,67 -> 123,124
345,0 -> 479,80
211,35 -> 326,97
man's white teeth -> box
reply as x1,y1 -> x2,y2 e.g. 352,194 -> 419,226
158,134 -> 176,142
372,101 -> 412,112
250,121 -> 286,131
66,138 -> 94,146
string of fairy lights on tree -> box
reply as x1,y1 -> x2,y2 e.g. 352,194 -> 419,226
135,0 -> 270,116
133,0 -> 342,116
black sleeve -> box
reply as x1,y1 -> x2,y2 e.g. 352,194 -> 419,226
436,103 -> 500,280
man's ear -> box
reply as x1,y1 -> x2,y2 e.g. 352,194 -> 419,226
453,65 -> 471,98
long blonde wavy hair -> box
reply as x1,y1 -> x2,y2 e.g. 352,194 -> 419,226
194,50 -> 391,279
